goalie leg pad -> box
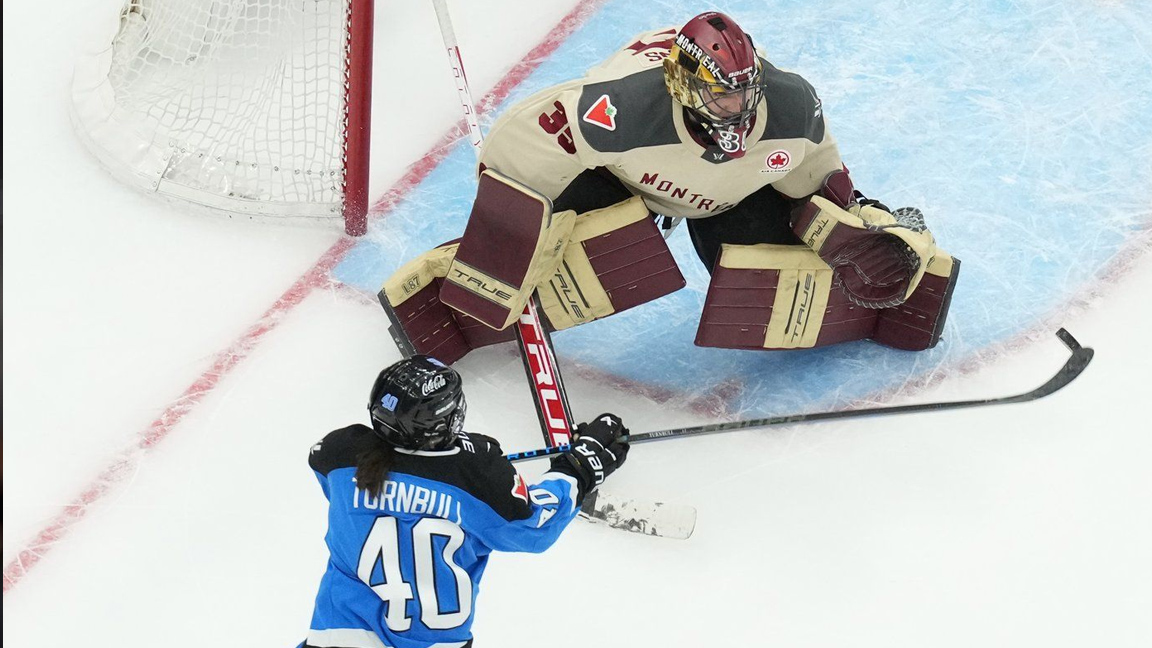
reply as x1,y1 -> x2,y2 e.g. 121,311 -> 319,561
872,252 -> 961,351
439,170 -> 575,330
381,242 -> 515,365
538,196 -> 685,330
694,244 -> 879,350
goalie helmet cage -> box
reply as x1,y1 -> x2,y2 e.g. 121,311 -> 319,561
70,0 -> 374,236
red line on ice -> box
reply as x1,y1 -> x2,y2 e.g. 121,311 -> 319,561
1,0 -> 609,595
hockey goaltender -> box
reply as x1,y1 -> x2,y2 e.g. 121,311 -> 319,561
380,11 -> 960,364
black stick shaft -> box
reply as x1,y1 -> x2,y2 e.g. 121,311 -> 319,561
377,290 -> 417,358
505,328 -> 1092,463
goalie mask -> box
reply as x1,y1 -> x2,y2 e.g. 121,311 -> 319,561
368,355 -> 466,452
663,11 -> 763,158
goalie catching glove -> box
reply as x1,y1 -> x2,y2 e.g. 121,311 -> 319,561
550,413 -> 630,503
791,169 -> 938,309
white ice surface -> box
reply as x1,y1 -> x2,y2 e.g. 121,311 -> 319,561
4,0 -> 1151,646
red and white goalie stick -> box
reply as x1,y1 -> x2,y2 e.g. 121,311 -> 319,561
514,298 -> 575,446
431,0 -> 694,539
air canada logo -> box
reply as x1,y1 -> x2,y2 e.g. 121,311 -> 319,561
582,94 -> 617,131
762,150 -> 791,173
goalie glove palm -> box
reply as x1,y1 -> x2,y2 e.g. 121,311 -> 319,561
793,197 -> 937,309
829,232 -> 920,308
550,413 -> 630,501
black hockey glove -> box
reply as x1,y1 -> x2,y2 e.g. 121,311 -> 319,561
550,413 -> 630,502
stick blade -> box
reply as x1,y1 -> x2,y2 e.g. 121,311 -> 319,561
1022,329 -> 1094,401
579,490 -> 697,540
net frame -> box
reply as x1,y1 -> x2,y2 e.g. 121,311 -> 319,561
70,0 -> 374,235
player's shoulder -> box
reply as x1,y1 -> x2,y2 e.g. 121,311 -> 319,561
394,431 -> 530,521
407,431 -> 514,484
568,27 -> 683,154
308,424 -> 377,476
573,68 -> 679,154
456,431 -> 506,457
485,28 -> 679,159
592,27 -> 679,75
759,61 -> 826,143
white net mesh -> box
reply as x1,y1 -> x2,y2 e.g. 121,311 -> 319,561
72,0 -> 357,221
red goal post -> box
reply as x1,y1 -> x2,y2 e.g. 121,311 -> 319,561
70,0 -> 375,236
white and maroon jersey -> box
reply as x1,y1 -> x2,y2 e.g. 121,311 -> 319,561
480,28 -> 843,219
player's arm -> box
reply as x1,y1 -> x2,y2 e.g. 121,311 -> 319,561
765,76 -> 953,311
479,81 -> 593,200
764,73 -> 844,201
467,415 -> 630,554
773,134 -> 845,201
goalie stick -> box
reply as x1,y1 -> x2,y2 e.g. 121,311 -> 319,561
505,328 -> 1094,462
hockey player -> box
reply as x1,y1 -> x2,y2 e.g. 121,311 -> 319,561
301,355 -> 629,648
381,11 -> 959,364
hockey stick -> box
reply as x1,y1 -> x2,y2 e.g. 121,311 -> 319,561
430,0 -> 694,539
430,0 -> 574,447
505,328 -> 1094,463
512,295 -> 695,539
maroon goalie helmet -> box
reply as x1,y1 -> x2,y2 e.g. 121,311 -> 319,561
663,11 -> 763,158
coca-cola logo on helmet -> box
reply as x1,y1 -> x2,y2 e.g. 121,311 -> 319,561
421,374 -> 447,396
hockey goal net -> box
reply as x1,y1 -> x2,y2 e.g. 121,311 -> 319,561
71,0 -> 374,235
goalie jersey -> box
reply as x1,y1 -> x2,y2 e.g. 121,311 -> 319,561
304,426 -> 580,648
479,28 -> 844,218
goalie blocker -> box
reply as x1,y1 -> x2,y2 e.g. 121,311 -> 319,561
695,243 -> 959,351
380,170 -> 684,363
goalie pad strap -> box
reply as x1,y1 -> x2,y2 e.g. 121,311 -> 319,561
538,196 -> 685,330
440,170 -> 575,330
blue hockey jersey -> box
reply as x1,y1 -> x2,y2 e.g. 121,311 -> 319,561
303,425 -> 581,648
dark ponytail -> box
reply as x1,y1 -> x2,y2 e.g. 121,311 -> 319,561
355,440 -> 396,496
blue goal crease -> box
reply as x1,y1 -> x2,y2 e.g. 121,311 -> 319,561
334,0 -> 1152,418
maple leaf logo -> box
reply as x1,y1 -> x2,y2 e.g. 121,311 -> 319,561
766,150 -> 791,170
